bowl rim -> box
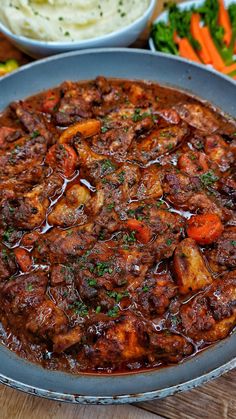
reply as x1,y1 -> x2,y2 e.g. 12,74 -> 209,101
0,0 -> 156,47
0,48 -> 235,405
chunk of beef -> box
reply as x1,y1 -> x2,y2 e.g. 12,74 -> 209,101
33,226 -> 96,264
149,332 -> 193,363
180,271 -> 236,342
163,171 -> 201,208
0,244 -> 17,281
176,103 -> 219,133
1,174 -> 63,230
130,125 -> 188,164
52,325 -> 82,353
204,135 -> 234,172
206,227 -> 236,273
91,124 -> 135,161
10,101 -> 52,142
48,184 -> 90,227
54,85 -> 93,126
26,300 -> 68,339
0,135 -> 47,180
86,315 -> 148,365
0,271 -> 47,316
135,272 -> 177,316
0,126 -> 22,149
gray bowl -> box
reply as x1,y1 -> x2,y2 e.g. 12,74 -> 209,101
0,49 -> 235,404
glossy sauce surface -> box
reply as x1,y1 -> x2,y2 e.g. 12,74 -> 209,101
0,77 -> 235,374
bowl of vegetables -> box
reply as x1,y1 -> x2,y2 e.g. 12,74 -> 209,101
149,0 -> 236,80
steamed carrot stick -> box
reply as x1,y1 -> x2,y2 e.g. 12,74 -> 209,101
218,0 -> 232,47
222,62 -> 236,74
201,26 -> 225,70
190,13 -> 211,64
173,30 -> 180,44
178,37 -> 202,63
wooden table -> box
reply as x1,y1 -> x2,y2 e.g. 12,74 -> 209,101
1,1 -> 235,418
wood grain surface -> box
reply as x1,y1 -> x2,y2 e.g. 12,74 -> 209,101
0,1 -> 235,418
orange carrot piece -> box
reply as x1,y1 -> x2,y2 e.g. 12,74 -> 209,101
190,13 -> 212,64
14,248 -> 32,272
45,144 -> 77,177
222,62 -> 236,74
59,119 -> 101,144
200,26 -> 225,70
186,214 -> 224,245
178,37 -> 202,63
218,0 -> 232,47
42,90 -> 60,113
173,30 -> 180,44
125,219 -> 152,244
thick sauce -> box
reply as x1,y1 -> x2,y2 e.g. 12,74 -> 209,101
0,77 -> 235,374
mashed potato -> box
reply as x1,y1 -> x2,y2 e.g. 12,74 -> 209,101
0,0 -> 150,42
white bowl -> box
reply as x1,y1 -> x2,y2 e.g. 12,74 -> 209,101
0,0 -> 156,59
149,0 -> 234,53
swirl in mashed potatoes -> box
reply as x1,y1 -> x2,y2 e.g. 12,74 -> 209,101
0,0 -> 150,42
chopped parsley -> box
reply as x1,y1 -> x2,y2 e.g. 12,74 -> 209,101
90,262 -> 113,277
107,290 -> 129,303
156,199 -> 165,207
107,305 -> 119,317
26,283 -> 34,292
30,130 -> 40,138
1,248 -> 8,261
3,227 -> 15,242
117,171 -> 125,184
101,126 -> 109,133
95,305 -> 101,314
132,108 -> 150,122
230,240 -> 236,247
107,202 -> 115,211
69,301 -> 88,317
142,285 -> 149,293
200,171 -> 218,187
127,209 -> 136,217
87,278 -> 97,287
166,238 -> 173,246
101,159 -> 116,175
171,315 -> 181,327
123,231 -> 136,244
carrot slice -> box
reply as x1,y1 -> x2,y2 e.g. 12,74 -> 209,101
42,90 -> 60,113
46,144 -> 77,177
222,62 -> 236,74
186,214 -> 224,245
125,219 -> 152,244
21,231 -> 40,247
173,30 -> 180,44
14,248 -> 32,272
200,26 -> 225,71
218,0 -> 232,47
190,13 -> 212,64
59,119 -> 101,144
178,37 -> 202,63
